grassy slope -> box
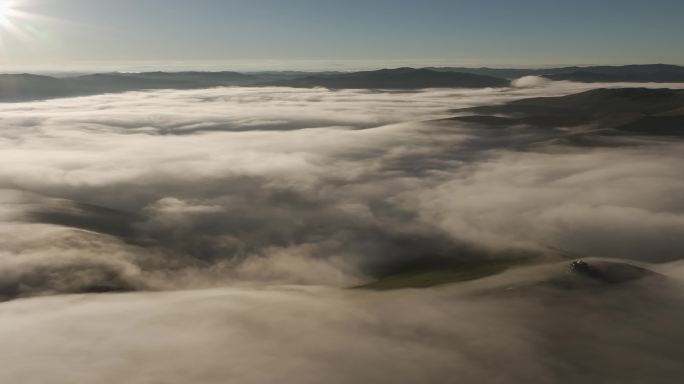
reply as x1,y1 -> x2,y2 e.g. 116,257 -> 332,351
354,259 -> 526,291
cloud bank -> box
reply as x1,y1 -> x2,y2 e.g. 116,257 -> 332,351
1,82 -> 684,297
1,263 -> 684,384
511,75 -> 552,88
1,81 -> 684,383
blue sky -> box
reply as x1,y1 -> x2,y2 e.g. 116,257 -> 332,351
1,0 -> 683,70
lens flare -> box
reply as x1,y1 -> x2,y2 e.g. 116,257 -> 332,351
0,1 -> 10,23
0,1 -> 21,33
0,0 -> 61,63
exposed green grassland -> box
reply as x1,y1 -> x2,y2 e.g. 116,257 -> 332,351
354,259 -> 525,291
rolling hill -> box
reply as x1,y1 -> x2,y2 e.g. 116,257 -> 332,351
449,88 -> 684,137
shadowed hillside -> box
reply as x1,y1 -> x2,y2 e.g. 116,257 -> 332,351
449,88 -> 684,137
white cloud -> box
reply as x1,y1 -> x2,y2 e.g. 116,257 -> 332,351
0,82 -> 683,296
1,83 -> 684,383
511,75 -> 553,88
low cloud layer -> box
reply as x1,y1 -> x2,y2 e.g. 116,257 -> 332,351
2,81 -> 684,383
1,262 -> 684,384
1,81 -> 684,296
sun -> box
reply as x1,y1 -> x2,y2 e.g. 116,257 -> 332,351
0,0 -> 18,26
0,0 -> 16,17
0,2 -> 9,22
0,0 -> 49,45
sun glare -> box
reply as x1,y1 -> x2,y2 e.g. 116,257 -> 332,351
0,0 -> 17,26
0,0 -> 53,53
0,2 -> 8,22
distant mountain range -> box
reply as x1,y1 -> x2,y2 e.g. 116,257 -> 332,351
0,68 -> 509,102
0,72 -> 260,102
448,88 -> 684,138
0,64 -> 683,102
260,67 -> 509,89
430,64 -> 684,83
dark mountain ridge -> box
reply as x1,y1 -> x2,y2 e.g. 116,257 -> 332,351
0,67 -> 509,102
262,67 -> 510,89
430,64 -> 684,83
449,88 -> 684,137
1,65 -> 684,103
0,71 -> 261,102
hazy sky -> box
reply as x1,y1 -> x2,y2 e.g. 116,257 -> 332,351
1,0 -> 683,70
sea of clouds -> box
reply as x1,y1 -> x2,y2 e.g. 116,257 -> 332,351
2,80 -> 684,293
1,80 -> 684,383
